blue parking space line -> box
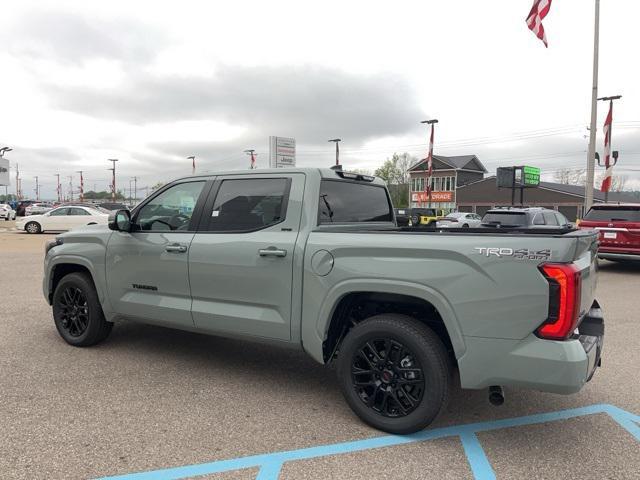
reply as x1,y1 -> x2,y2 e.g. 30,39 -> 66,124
98,403 -> 639,480
255,460 -> 283,480
459,432 -> 496,480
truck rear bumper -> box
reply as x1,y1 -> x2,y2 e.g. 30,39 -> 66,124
458,302 -> 604,395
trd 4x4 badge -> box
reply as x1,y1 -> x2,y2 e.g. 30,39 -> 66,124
474,247 -> 552,260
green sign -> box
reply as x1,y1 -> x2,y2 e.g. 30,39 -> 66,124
523,166 -> 540,186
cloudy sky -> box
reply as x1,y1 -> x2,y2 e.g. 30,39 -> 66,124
1,0 -> 639,199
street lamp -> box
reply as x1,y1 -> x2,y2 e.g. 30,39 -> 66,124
328,139 -> 341,168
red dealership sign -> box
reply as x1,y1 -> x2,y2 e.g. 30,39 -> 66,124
411,191 -> 453,203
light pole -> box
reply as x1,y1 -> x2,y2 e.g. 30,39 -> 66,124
108,159 -> 118,202
420,119 -> 438,208
187,156 -> 196,175
34,176 -> 39,201
244,149 -> 257,169
585,0 -> 601,214
68,176 -> 73,201
328,139 -> 341,168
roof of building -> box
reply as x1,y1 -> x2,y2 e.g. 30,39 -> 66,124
409,155 -> 488,173
458,176 -> 639,203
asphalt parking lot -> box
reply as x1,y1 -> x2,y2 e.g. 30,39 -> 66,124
1,227 -> 639,480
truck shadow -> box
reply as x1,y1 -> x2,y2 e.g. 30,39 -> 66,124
103,321 -> 598,431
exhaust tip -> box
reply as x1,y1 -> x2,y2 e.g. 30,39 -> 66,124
488,385 -> 505,406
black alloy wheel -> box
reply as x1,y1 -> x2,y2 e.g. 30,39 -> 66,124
336,314 -> 450,434
57,287 -> 90,337
52,272 -> 113,347
351,339 -> 425,418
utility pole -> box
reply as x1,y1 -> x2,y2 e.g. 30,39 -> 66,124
15,163 -> 20,199
328,139 -> 341,168
585,0 -> 600,214
108,159 -> 118,202
54,174 -> 61,202
34,176 -> 39,201
187,156 -> 196,175
132,176 -> 138,204
76,171 -> 84,202
68,176 -> 73,201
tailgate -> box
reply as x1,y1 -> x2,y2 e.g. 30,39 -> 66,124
570,230 -> 599,321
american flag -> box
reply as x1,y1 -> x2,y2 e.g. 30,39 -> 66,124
601,102 -> 613,192
526,0 -> 552,47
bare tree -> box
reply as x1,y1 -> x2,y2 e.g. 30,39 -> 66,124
553,168 -> 586,185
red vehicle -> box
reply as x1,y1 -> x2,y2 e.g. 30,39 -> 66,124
579,204 -> 640,261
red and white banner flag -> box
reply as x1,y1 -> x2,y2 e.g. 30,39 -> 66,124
250,151 -> 256,169
526,0 -> 552,47
601,102 -> 613,193
427,123 -> 434,177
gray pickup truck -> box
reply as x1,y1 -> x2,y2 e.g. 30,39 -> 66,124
43,168 -> 604,434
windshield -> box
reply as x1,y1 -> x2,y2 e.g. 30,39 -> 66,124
482,212 -> 527,226
443,213 -> 463,220
584,207 -> 640,222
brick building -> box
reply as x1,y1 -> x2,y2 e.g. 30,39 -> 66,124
408,155 -> 487,210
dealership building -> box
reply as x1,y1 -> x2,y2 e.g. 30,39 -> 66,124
408,155 -> 638,221
408,155 -> 488,211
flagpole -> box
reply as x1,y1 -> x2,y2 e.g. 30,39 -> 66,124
584,0 -> 600,214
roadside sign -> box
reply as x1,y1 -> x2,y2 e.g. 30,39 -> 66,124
523,166 -> 540,186
269,136 -> 296,168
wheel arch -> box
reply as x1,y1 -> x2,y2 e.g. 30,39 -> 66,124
307,280 -> 465,365
46,258 -> 105,307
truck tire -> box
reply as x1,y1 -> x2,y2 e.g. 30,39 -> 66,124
52,272 -> 113,347
336,314 -> 450,434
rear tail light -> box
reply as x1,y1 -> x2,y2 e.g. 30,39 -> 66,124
536,263 -> 582,340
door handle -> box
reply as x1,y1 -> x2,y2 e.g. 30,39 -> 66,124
259,247 -> 287,257
165,244 -> 188,253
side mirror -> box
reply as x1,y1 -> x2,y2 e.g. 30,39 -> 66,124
108,209 -> 132,232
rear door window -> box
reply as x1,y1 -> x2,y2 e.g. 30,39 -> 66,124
206,178 -> 290,232
318,180 -> 392,223
585,207 -> 640,222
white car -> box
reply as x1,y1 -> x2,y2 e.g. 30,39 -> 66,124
0,204 -> 17,221
436,212 -> 482,228
25,203 -> 54,216
16,205 -> 109,234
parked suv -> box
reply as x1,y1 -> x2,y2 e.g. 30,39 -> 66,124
411,208 -> 446,226
579,204 -> 640,261
481,207 -> 572,229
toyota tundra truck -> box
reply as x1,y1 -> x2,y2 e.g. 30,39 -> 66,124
43,167 -> 604,434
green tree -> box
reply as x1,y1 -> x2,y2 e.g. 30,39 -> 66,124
374,153 -> 415,207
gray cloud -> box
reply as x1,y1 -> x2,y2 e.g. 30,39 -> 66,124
6,11 -> 166,64
44,65 -> 425,144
